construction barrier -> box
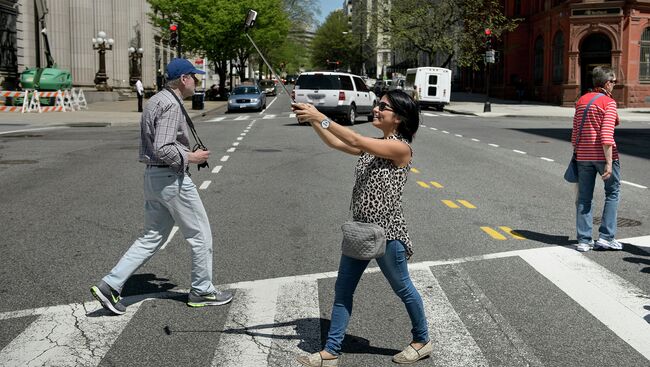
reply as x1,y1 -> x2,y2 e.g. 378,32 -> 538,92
1,89 -> 89,113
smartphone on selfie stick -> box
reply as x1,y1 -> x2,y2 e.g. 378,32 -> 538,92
243,9 -> 295,106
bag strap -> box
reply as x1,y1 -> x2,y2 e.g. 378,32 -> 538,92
575,93 -> 604,150
165,87 -> 207,150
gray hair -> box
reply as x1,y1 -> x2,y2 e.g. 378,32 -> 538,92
592,66 -> 615,88
165,77 -> 183,89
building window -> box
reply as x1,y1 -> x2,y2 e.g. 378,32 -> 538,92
641,28 -> 650,81
552,31 -> 564,84
534,36 -> 544,85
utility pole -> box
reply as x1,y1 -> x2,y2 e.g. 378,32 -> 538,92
484,28 -> 495,113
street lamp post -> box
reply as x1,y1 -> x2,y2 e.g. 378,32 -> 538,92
128,46 -> 144,86
92,31 -> 114,91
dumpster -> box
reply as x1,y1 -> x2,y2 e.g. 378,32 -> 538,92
192,91 -> 204,110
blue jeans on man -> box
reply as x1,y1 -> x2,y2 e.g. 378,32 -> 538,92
576,160 -> 621,245
324,240 -> 429,356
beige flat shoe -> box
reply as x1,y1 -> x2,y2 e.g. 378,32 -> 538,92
296,352 -> 339,367
392,341 -> 433,364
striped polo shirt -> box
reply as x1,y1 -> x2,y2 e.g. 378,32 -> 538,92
571,91 -> 619,162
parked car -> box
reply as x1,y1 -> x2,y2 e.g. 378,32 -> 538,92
259,79 -> 277,96
291,71 -> 377,125
227,85 -> 266,112
285,74 -> 298,84
404,67 -> 451,111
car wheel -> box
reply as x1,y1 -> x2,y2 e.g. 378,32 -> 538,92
347,105 -> 356,125
436,105 -> 444,112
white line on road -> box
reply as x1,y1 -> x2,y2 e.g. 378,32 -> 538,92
488,144 -> 499,147
430,127 -> 438,131
455,134 -> 463,137
0,126 -> 67,136
236,137 -> 243,141
424,113 -> 437,117
240,132 -> 246,136
540,157 -> 554,162
160,226 -> 179,250
289,113 -> 296,118
262,96 -> 278,113
232,142 -> 240,146
512,150 -> 526,154
227,147 -> 236,153
211,165 -> 222,173
220,155 -> 229,162
199,181 -> 211,190
209,117 -> 226,122
442,131 -> 450,134
421,124 -> 427,127
620,235 -> 650,247
263,114 -> 276,119
621,180 -> 648,189
234,115 -> 248,121
471,138 -> 480,142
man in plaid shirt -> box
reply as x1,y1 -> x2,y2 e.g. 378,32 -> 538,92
90,59 -> 233,315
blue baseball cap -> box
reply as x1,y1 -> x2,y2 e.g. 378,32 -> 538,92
165,58 -> 206,80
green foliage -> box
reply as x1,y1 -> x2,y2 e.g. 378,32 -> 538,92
381,0 -> 520,70
310,10 -> 354,70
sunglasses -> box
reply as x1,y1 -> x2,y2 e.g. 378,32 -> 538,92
378,101 -> 394,112
608,79 -> 617,84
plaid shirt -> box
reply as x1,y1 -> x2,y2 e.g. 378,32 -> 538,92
139,89 -> 190,173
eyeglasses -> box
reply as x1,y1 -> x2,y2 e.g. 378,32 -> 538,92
608,79 -> 617,84
378,101 -> 394,112
183,74 -> 199,83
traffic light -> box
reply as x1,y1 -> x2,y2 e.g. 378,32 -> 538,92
169,23 -> 178,48
484,28 -> 492,50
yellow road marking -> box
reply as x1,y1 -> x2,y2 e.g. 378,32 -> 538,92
457,200 -> 476,208
411,168 -> 420,173
441,200 -> 460,208
430,181 -> 444,188
499,226 -> 526,240
417,181 -> 430,188
481,227 -> 507,240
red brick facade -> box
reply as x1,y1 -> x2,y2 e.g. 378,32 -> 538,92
483,0 -> 650,107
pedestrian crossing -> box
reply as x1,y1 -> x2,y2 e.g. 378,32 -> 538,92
1,245 -> 649,366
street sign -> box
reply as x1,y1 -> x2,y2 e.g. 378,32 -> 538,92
195,58 -> 204,65
485,50 -> 495,64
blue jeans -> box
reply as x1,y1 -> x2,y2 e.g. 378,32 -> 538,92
324,240 -> 429,356
576,160 -> 621,244
103,166 -> 216,295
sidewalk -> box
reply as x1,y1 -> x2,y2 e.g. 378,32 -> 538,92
0,98 -> 227,128
445,92 -> 650,122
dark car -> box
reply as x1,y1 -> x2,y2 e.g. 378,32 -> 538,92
259,79 -> 277,96
227,85 -> 267,112
285,75 -> 298,84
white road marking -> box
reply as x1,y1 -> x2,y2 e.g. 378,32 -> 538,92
621,235 -> 650,247
421,124 -> 427,127
210,283 -> 280,367
232,142 -> 240,146
471,138 -> 480,142
220,155 -> 229,162
199,181 -> 211,190
431,127 -> 438,131
0,126 -> 67,136
227,147 -> 236,153
541,157 -> 554,162
424,113 -> 438,117
455,134 -> 463,137
263,96 -> 278,112
439,113 -> 455,117
262,114 -> 276,120
211,165 -> 222,173
621,180 -> 648,189
411,268 -> 489,366
244,129 -> 250,132
160,226 -> 179,250
236,137 -> 243,141
240,132 -> 246,136
442,131 -> 450,134
234,115 -> 248,121
289,113 -> 296,118
520,246 -> 650,360
489,144 -> 499,148
512,150 -> 526,154
209,117 -> 226,122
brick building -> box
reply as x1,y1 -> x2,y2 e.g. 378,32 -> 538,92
464,0 -> 650,107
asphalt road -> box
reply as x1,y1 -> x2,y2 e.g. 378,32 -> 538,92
1,91 -> 649,366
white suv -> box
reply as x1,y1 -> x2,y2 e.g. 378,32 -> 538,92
292,71 -> 377,125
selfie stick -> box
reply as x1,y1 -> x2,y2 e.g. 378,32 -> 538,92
243,10 -> 294,103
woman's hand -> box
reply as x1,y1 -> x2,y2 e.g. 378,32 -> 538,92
292,103 -> 326,125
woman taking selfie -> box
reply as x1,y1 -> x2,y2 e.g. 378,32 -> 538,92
293,90 -> 431,367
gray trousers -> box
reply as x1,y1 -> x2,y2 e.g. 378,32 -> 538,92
103,166 -> 216,295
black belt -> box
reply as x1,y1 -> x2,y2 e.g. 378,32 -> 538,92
146,164 -> 170,168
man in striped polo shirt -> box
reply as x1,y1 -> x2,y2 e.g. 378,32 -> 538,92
572,66 -> 622,252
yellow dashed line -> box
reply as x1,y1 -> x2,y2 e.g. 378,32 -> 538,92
417,181 -> 430,188
499,226 -> 526,240
430,181 -> 444,188
457,200 -> 476,208
481,227 -> 507,240
441,200 -> 460,208
411,168 -> 420,173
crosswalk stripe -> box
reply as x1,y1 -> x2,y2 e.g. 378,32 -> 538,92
210,283 -> 280,367
411,268 -> 489,366
519,246 -> 650,360
263,114 -> 276,119
234,115 -> 248,120
0,301 -> 141,367
208,117 -> 226,122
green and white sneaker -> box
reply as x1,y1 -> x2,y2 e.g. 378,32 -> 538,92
90,280 -> 126,315
187,289 -> 233,307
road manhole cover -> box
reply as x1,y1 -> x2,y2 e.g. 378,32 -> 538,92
0,159 -> 38,165
593,217 -> 641,227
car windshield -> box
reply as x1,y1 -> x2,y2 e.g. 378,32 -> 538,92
259,80 -> 274,87
233,87 -> 259,95
295,74 -> 341,89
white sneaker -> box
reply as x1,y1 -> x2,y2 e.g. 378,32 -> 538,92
594,238 -> 623,250
575,240 -> 594,252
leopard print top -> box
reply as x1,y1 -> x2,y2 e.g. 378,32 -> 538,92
351,134 -> 413,258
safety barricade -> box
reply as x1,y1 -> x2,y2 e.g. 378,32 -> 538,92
0,90 -> 30,113
72,88 -> 88,110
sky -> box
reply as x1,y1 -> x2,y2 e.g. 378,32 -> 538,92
316,0 -> 344,25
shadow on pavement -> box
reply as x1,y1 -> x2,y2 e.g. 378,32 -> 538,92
514,230 -> 574,246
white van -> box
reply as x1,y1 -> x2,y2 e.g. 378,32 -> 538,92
404,67 -> 451,111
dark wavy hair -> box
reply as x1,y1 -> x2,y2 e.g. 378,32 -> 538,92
384,89 -> 419,142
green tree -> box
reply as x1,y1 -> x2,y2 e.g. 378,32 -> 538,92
379,0 -> 520,70
311,10 -> 354,70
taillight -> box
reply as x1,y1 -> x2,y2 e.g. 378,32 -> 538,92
339,91 -> 345,101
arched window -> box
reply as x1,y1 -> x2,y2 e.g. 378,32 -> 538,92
640,28 -> 650,81
534,36 -> 544,85
552,31 -> 564,84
